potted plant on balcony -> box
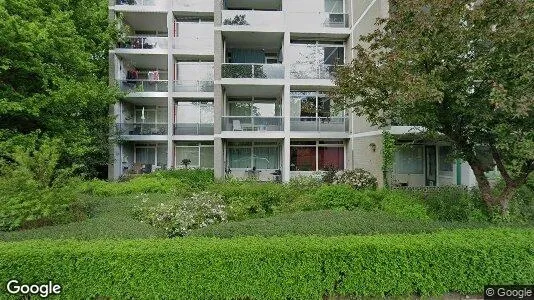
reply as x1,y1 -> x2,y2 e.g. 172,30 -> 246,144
181,158 -> 192,169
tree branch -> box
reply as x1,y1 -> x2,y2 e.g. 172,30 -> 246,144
490,144 -> 514,185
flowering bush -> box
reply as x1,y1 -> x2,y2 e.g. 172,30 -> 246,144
134,192 -> 227,237
333,169 -> 378,190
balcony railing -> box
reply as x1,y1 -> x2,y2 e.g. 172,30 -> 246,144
222,64 -> 284,79
290,117 -> 348,132
173,0 -> 213,12
119,80 -> 168,93
117,123 -> 168,135
173,36 -> 213,52
174,123 -> 214,135
174,80 -> 214,93
115,0 -> 157,6
221,10 -> 284,28
287,12 -> 350,29
290,64 -> 337,80
117,36 -> 167,50
222,116 -> 284,131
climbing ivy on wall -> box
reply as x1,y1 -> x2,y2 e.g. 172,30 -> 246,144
382,131 -> 396,187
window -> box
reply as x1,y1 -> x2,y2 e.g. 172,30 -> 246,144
176,101 -> 214,124
227,142 -> 281,170
134,106 -> 167,123
134,143 -> 167,168
175,142 -> 214,169
227,98 -> 280,117
325,0 -> 344,13
395,146 -> 424,174
439,146 -> 454,174
290,141 -> 344,171
290,92 -> 342,118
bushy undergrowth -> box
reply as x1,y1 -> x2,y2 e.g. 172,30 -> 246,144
0,138 -> 88,231
381,191 -> 430,221
332,169 -> 378,189
414,187 -> 489,222
1,229 -> 532,298
134,192 -> 227,237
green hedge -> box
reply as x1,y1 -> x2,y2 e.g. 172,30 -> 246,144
1,229 -> 533,299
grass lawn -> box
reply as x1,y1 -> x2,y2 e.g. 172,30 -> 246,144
0,195 -> 166,241
189,209 -> 504,238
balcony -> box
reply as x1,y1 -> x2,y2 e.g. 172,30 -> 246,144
174,80 -> 214,93
287,12 -> 350,31
290,64 -> 336,80
290,117 -> 349,132
173,36 -> 213,55
115,0 -> 165,7
119,80 -> 168,93
222,64 -> 284,79
174,123 -> 214,135
221,10 -> 284,31
222,116 -> 284,132
173,0 -> 213,12
117,123 -> 168,135
117,36 -> 168,50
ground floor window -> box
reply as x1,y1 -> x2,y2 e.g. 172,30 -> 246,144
226,142 -> 281,170
134,143 -> 167,169
394,145 -> 424,174
175,142 -> 214,168
290,141 -> 345,171
438,146 -> 454,175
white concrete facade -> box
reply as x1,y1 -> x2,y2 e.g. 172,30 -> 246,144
108,0 -> 475,187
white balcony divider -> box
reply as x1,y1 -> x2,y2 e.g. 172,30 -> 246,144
221,63 -> 284,79
222,116 -> 284,131
221,10 -> 285,28
173,36 -> 213,52
118,36 -> 168,50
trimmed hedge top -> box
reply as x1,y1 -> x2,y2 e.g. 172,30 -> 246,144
1,228 -> 533,299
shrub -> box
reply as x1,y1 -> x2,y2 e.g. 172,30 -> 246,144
152,169 -> 214,189
81,175 -> 188,196
313,185 -> 358,209
417,187 -> 489,222
332,169 -> 378,190
0,138 -> 87,231
381,191 -> 430,221
0,229 -> 532,299
134,192 -> 227,237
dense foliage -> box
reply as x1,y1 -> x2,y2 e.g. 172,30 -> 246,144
0,138 -> 88,231
0,0 -> 120,177
333,0 -> 534,213
1,229 -> 533,298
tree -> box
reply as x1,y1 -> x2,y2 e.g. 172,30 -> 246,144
0,0 -> 120,178
332,0 -> 533,214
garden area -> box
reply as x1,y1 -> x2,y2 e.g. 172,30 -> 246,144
1,146 -> 533,298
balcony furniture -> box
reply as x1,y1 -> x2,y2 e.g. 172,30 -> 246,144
232,120 -> 242,131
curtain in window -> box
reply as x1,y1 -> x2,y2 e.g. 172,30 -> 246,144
325,0 -> 343,13
395,146 -> 424,174
228,147 -> 252,168
290,147 -> 316,171
175,147 -> 199,167
254,147 -> 280,169
230,49 -> 265,64
136,147 -> 156,165
318,147 -> 344,170
200,147 -> 214,168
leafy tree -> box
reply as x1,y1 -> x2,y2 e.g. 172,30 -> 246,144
332,0 -> 533,214
0,0 -> 120,178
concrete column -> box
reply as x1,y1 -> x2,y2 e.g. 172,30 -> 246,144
167,10 -> 174,169
214,137 -> 224,180
282,137 -> 291,182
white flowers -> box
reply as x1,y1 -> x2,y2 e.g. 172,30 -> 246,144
135,192 -> 228,237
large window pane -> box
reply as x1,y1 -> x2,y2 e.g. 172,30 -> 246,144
290,147 -> 316,171
318,147 -> 344,170
175,147 -> 200,167
157,144 -> 167,167
325,0 -> 343,13
395,146 -> 424,174
200,147 -> 214,168
253,100 -> 276,117
229,101 -> 252,116
177,102 -> 200,123
323,47 -> 344,65
228,147 -> 252,168
254,147 -> 280,169
136,147 -> 156,165
439,146 -> 454,173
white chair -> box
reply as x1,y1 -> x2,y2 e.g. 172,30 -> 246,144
232,119 -> 242,131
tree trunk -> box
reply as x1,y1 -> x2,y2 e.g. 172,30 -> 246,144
468,160 -> 519,216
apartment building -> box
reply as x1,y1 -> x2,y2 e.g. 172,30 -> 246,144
108,0 -> 477,187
